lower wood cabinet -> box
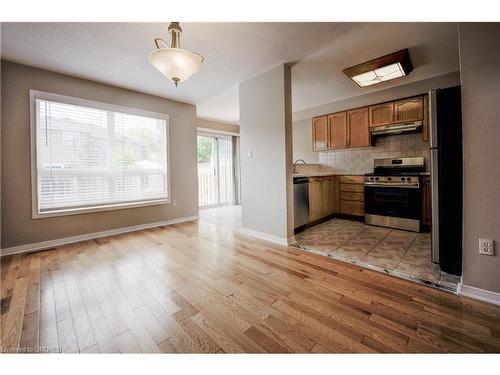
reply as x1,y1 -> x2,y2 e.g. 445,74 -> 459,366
340,191 -> 364,201
340,200 -> 365,217
339,176 -> 365,217
308,176 -> 338,222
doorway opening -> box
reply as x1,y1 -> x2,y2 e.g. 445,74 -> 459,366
197,132 -> 240,208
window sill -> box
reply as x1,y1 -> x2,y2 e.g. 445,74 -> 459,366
32,198 -> 171,219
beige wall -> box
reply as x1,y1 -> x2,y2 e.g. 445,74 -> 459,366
196,118 -> 239,134
459,23 -> 500,294
292,119 -> 319,164
1,61 -> 198,249
239,64 -> 293,241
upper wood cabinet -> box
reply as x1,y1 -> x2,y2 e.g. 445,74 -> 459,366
312,94 -> 428,151
328,112 -> 347,149
347,107 -> 370,148
394,96 -> 423,123
312,115 -> 329,151
369,102 -> 394,127
422,94 -> 430,142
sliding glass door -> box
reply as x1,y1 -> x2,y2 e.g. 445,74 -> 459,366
197,133 -> 235,207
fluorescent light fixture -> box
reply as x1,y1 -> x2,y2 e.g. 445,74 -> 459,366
343,49 -> 413,88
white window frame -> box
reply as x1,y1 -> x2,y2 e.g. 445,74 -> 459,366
29,90 -> 171,219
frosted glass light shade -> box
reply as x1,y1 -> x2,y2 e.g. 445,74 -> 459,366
343,49 -> 413,88
351,62 -> 405,87
149,48 -> 203,86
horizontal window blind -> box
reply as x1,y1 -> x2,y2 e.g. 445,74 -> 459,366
34,96 -> 169,214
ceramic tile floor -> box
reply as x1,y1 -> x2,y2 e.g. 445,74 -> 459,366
292,218 -> 460,291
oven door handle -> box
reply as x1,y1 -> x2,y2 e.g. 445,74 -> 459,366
364,183 -> 420,188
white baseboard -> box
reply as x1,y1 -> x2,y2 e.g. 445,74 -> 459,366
0,215 -> 199,257
458,283 -> 500,306
238,227 -> 290,247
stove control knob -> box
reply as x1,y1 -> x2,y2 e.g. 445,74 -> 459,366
401,177 -> 405,181
407,177 -> 412,181
370,177 -> 374,181
375,177 -> 379,181
387,177 -> 392,181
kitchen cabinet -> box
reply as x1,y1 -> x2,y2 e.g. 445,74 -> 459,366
312,115 -> 329,151
340,200 -> 364,217
347,108 -> 370,148
308,176 -> 338,223
422,175 -> 432,227
328,112 -> 348,149
422,94 -> 430,142
308,178 -> 323,222
312,94 -> 430,151
339,183 -> 364,192
394,96 -> 423,123
340,192 -> 364,201
369,102 -> 394,127
339,176 -> 364,217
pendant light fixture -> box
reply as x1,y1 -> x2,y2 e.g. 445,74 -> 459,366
149,22 -> 204,87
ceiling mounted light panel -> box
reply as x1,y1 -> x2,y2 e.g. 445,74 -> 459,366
343,49 -> 413,88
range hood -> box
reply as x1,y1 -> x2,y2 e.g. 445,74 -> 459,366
370,120 -> 422,136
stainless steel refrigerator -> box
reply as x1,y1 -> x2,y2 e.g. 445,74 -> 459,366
429,86 -> 463,276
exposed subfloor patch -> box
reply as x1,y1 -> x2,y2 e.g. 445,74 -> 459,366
291,218 -> 460,292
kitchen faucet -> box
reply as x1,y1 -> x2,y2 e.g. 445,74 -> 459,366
293,159 -> 306,174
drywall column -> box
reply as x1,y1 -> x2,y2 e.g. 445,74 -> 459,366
459,23 -> 500,296
239,64 -> 293,244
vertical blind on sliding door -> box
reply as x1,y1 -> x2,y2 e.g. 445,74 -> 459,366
33,93 -> 169,215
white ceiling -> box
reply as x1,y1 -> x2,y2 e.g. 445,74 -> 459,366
292,22 -> 460,113
1,22 -> 357,123
1,22 -> 459,124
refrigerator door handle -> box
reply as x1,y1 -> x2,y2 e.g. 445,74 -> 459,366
429,90 -> 438,149
431,149 -> 440,263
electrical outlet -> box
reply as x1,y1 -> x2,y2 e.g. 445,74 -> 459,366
479,238 -> 495,256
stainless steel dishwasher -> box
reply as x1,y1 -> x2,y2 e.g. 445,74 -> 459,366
293,177 -> 309,232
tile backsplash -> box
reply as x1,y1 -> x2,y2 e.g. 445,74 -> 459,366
318,133 -> 430,174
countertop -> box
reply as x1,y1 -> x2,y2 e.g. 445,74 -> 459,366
293,171 -> 431,178
293,172 -> 366,178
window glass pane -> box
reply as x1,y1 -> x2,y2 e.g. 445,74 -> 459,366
35,96 -> 168,213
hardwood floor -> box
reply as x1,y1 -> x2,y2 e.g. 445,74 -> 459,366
1,220 -> 500,353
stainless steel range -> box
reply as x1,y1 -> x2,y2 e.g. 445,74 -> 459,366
364,157 -> 425,232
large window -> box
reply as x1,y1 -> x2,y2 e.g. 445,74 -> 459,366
30,90 -> 170,218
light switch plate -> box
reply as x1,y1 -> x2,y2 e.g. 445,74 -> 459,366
479,238 -> 495,256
